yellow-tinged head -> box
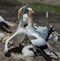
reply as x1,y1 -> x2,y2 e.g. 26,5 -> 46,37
18,5 -> 28,20
18,9 -> 22,20
28,8 -> 34,13
28,8 -> 34,17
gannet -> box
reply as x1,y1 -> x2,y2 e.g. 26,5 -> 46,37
4,6 -> 26,54
21,6 -> 59,42
26,9 -> 59,59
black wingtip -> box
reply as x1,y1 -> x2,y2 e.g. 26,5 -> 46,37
0,22 -> 12,33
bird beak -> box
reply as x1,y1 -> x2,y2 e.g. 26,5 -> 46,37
31,10 -> 34,13
27,8 -> 35,13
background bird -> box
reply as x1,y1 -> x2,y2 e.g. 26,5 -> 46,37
0,16 -> 12,33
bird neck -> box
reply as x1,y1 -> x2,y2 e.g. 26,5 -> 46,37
18,18 -> 24,29
18,9 -> 24,29
28,15 -> 34,27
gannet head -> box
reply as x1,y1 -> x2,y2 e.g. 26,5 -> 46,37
27,8 -> 34,13
27,7 -> 35,26
18,6 -> 28,25
27,7 -> 35,18
22,7 -> 34,25
18,5 -> 28,19
18,7 -> 34,26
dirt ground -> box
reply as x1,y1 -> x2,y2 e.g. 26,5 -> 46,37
0,5 -> 60,61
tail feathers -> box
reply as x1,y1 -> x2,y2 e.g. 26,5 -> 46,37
1,22 -> 10,28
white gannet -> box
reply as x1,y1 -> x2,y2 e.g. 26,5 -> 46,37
26,9 -> 59,59
22,7 -> 59,42
0,16 -> 12,33
20,7 -> 48,40
4,7 -> 26,54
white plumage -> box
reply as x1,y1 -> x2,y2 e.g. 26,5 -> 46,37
23,14 -> 28,25
31,38 -> 46,47
22,45 -> 35,57
35,26 -> 49,40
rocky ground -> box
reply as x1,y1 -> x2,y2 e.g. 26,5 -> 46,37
0,5 -> 60,61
